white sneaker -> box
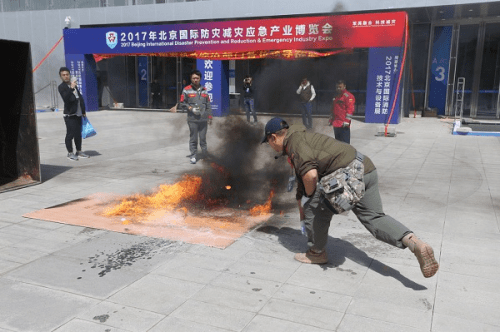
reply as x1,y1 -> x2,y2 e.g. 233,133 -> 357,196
67,153 -> 78,161
190,157 -> 197,164
76,151 -> 90,158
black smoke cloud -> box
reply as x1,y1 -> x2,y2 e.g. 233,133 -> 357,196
194,115 -> 290,209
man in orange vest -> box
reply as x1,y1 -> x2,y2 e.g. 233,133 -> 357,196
330,80 -> 355,144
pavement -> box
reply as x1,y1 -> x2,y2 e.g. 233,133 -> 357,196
1,110 -> 499,332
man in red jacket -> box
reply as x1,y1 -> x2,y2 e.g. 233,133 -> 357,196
330,80 -> 355,144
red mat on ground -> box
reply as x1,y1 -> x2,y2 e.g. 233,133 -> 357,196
23,193 -> 271,249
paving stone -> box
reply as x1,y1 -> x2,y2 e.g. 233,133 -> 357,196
337,313 -> 426,332
4,253 -> 148,298
259,298 -> 344,330
149,316 -> 233,332
0,259 -> 22,275
52,318 -> 129,332
346,298 -> 432,330
191,284 -> 269,312
153,264 -> 221,284
242,315 -> 332,332
434,271 -> 500,327
171,299 -> 255,331
432,312 -> 500,332
210,272 -> 282,297
273,283 -> 352,312
76,301 -> 164,332
108,274 -> 204,314
0,278 -> 99,332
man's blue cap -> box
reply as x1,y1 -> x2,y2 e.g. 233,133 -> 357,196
262,117 -> 289,143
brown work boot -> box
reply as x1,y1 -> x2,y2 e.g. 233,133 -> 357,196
294,249 -> 328,264
402,233 -> 439,278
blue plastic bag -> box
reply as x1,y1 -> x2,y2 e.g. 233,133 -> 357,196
81,116 -> 97,139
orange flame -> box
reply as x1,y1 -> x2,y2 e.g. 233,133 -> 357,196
249,189 -> 275,216
104,174 -> 202,218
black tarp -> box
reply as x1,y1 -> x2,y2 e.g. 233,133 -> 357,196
0,39 -> 40,192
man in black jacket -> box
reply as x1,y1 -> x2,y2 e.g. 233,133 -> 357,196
58,67 -> 89,161
243,75 -> 257,123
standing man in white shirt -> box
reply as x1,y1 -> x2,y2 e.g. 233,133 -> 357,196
296,77 -> 316,129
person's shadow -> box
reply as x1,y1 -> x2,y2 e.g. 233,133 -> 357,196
256,225 -> 426,291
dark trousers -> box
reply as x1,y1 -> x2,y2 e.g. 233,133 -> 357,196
303,170 -> 411,251
244,98 -> 257,122
300,102 -> 313,129
64,115 -> 82,153
334,126 -> 350,144
188,121 -> 208,158
152,94 -> 161,109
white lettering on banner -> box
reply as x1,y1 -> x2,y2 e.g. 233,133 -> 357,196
204,60 -> 213,69
283,25 -> 293,36
270,26 -> 280,36
212,28 -> 221,38
296,24 -> 306,35
383,95 -> 390,101
159,31 -> 167,40
201,29 -> 210,39
169,30 -> 177,40
293,36 -> 317,43
149,31 -> 157,41
234,27 -> 243,38
246,27 -> 256,37
205,82 -> 213,92
190,29 -> 199,39
322,23 -> 333,34
376,88 -> 382,94
375,95 -> 382,101
223,28 -> 232,38
261,37 -> 293,44
258,26 -> 267,37
204,71 -> 213,81
309,24 -> 319,34
179,30 -> 188,40
384,82 -> 390,88
194,40 -> 220,45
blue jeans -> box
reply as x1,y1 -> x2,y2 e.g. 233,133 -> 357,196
244,98 -> 257,122
301,102 -> 313,129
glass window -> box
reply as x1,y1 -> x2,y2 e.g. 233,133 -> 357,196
75,0 -> 101,8
409,24 -> 430,111
27,0 -> 50,10
456,24 -> 479,116
109,0 -> 128,6
477,23 -> 500,117
50,0 -> 75,9
2,0 -> 28,11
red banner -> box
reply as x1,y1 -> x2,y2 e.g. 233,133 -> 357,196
67,11 -> 408,57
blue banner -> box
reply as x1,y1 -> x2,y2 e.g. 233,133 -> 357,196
196,59 -> 229,117
428,26 -> 452,116
138,56 -> 149,107
365,47 -> 402,124
64,54 -> 99,112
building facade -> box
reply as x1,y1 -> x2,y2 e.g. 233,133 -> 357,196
1,0 -> 499,119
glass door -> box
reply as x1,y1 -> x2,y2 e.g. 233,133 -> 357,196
454,24 -> 480,118
477,23 -> 500,118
